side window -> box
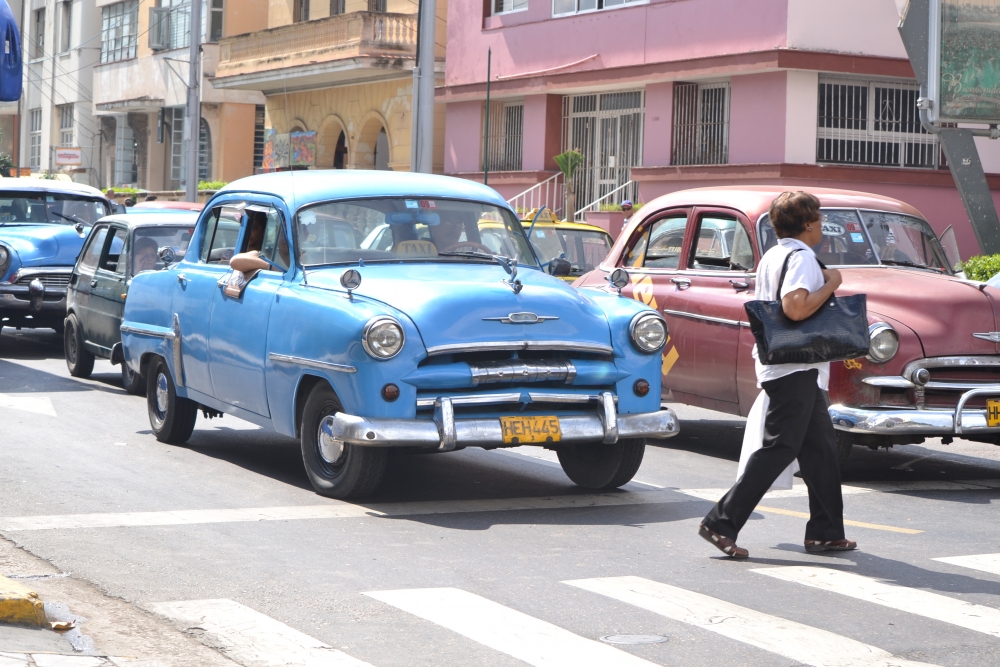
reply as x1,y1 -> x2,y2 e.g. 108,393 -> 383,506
99,227 -> 127,273
258,207 -> 290,271
730,222 -> 755,271
758,215 -> 778,254
199,207 -> 221,263
78,226 -> 108,272
204,205 -> 244,265
643,216 -> 688,268
690,215 -> 749,271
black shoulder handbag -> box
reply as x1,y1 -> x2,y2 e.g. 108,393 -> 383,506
744,249 -> 869,365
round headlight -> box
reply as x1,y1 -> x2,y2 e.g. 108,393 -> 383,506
363,317 -> 405,360
867,323 -> 898,363
630,312 -> 667,354
0,245 -> 9,278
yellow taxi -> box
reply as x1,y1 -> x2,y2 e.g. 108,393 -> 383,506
517,208 -> 614,282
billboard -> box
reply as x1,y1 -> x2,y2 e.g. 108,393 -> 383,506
54,147 -> 82,166
931,0 -> 1000,123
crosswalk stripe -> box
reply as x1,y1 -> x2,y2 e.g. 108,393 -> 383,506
148,598 -> 373,666
753,506 -> 923,534
0,490 -> 691,531
753,566 -> 1000,638
0,394 -> 56,417
933,553 -> 1000,576
678,479 -> 1000,502
363,587 -> 658,667
678,484 -> 873,501
563,576 -> 940,667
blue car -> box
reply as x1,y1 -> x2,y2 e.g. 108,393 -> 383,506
121,171 -> 678,498
0,181 -> 113,333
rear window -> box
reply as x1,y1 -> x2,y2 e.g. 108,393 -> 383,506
133,226 -> 195,274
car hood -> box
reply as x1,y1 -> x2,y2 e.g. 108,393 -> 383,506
0,224 -> 86,267
840,267 -> 999,357
307,263 -> 613,352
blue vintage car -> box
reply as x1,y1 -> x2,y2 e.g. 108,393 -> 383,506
121,171 -> 678,498
0,181 -> 113,333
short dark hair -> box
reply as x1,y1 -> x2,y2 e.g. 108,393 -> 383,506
134,236 -> 158,255
769,191 -> 821,239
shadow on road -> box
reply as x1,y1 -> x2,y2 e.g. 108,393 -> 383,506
0,328 -> 63,360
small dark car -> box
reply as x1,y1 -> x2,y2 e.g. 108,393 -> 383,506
65,212 -> 198,392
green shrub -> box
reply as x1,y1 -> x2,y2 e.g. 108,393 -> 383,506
111,186 -> 145,194
198,180 -> 227,191
598,202 -> 644,212
962,254 -> 1000,281
0,153 -> 13,177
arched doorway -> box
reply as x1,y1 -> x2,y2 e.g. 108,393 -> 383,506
317,116 -> 348,169
374,129 -> 389,171
354,116 -> 390,170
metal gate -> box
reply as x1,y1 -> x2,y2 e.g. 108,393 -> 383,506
562,90 -> 644,215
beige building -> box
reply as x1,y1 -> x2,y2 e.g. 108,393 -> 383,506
213,0 -> 446,174
92,0 -> 268,190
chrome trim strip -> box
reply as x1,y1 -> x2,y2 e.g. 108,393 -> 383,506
926,381 -> 1000,391
11,267 -> 73,282
269,352 -> 357,374
482,312 -> 559,324
863,376 -> 915,389
416,393 -> 522,408
902,356 -> 1000,383
661,308 -> 746,327
973,332 -> 1000,342
425,340 -> 614,357
119,324 -> 175,340
172,314 -> 184,389
527,392 -> 614,404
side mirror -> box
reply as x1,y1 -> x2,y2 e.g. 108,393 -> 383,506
548,257 -> 572,276
158,246 -> 176,265
608,268 -> 630,295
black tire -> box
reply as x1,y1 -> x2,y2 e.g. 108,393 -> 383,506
121,361 -> 146,396
64,314 -> 95,378
146,356 -> 198,444
835,431 -> 853,467
300,384 -> 386,499
557,438 -> 646,489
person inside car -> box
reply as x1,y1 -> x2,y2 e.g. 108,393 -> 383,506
133,236 -> 160,274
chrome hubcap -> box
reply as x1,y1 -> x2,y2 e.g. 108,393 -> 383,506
318,416 -> 346,464
155,373 -> 169,414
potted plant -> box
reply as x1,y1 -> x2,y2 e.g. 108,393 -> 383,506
553,149 -> 585,220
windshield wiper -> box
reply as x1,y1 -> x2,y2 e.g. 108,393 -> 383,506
436,251 -> 497,261
880,258 -> 943,272
49,211 -> 89,226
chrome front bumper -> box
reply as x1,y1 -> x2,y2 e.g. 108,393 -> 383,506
322,392 -> 679,454
831,385 -> 1000,435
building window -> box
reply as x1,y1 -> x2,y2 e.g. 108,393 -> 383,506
150,0 -> 192,51
817,75 -> 939,169
494,0 -> 527,13
330,0 -> 345,15
671,81 -> 730,166
208,0 -> 224,42
252,105 -> 265,171
294,0 -> 310,21
169,107 -> 185,183
483,100 -> 524,171
368,0 -> 386,11
552,0 -> 645,17
59,1 -> 72,53
199,118 -> 211,181
562,90 -> 644,213
114,116 -> 136,185
101,1 -> 138,63
29,109 -> 42,169
59,105 -> 75,147
32,9 -> 44,59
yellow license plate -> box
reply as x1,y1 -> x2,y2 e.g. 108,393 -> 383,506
499,416 -> 562,444
988,400 -> 1000,427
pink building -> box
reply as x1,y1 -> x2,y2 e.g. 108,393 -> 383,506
439,0 -> 1000,259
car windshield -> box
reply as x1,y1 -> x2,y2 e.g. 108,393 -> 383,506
0,192 -> 109,226
132,225 -> 196,275
295,198 -> 535,267
528,226 -> 612,276
759,208 -> 952,274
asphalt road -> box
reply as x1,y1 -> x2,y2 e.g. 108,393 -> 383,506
2,327 -> 1000,667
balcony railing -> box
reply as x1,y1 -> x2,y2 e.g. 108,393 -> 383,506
218,12 -> 417,68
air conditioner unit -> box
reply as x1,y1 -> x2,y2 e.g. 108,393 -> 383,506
148,7 -> 170,51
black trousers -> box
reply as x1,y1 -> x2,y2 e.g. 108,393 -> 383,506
702,369 -> 846,542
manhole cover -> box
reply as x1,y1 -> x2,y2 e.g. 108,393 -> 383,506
599,634 -> 668,645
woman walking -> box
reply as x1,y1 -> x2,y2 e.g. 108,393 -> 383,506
699,191 -> 857,559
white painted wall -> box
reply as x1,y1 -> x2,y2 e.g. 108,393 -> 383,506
784,69 -> 818,164
786,0 -> 907,58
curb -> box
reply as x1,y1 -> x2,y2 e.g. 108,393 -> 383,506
0,575 -> 47,626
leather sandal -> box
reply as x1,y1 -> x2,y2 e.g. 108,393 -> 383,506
699,524 -> 749,559
804,538 -> 857,553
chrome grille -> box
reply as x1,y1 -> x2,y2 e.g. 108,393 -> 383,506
470,360 -> 576,386
16,273 -> 71,289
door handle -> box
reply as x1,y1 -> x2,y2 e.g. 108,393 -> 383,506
177,273 -> 187,284
89,279 -> 97,288
670,277 -> 691,288
730,280 -> 749,289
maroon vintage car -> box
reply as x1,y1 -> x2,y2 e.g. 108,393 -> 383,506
576,186 -> 1000,461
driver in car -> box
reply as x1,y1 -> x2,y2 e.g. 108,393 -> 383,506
429,215 -> 466,251
133,236 -> 160,274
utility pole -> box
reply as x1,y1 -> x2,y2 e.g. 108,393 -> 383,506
413,0 -> 436,173
185,0 -> 202,202
483,48 -> 491,186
